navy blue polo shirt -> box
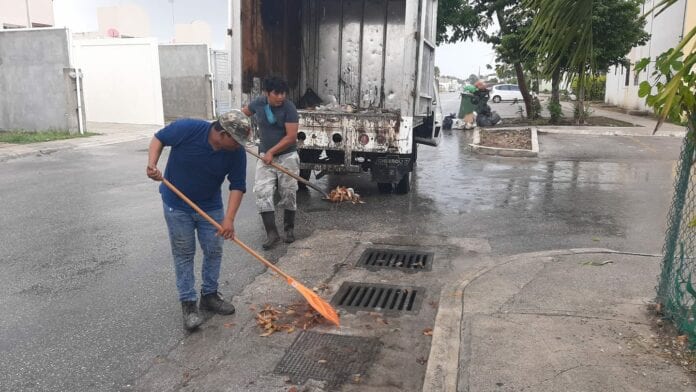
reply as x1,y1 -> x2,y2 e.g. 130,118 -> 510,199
155,119 -> 247,212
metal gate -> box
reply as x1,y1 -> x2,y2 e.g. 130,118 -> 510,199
210,50 -> 231,116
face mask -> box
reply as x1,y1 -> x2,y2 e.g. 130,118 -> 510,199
264,104 -> 277,125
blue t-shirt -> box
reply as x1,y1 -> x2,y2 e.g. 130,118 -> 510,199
155,119 -> 247,212
247,96 -> 299,155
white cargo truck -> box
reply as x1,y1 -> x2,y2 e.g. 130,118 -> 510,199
228,0 -> 441,194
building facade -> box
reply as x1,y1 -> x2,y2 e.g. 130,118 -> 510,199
0,0 -> 54,29
605,0 -> 696,111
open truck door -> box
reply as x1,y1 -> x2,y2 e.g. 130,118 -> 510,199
413,0 -> 441,147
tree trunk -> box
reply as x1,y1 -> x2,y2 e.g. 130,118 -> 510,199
576,64 -> 586,125
513,62 -> 533,118
550,67 -> 561,124
495,9 -> 533,118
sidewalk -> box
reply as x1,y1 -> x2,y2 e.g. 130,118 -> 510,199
125,227 -> 693,391
434,249 -> 694,392
534,103 -> 687,138
0,122 -> 158,162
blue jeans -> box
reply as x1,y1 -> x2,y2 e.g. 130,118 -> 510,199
163,203 -> 224,302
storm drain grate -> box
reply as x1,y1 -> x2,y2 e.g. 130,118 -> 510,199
358,248 -> 434,271
331,282 -> 425,313
274,331 -> 381,387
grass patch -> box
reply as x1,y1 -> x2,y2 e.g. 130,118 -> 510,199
0,130 -> 98,144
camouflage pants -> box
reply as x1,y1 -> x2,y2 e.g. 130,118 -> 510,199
254,151 -> 299,213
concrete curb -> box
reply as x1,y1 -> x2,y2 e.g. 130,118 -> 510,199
469,128 -> 539,158
421,248 -> 660,392
0,133 -> 152,163
536,127 -> 686,138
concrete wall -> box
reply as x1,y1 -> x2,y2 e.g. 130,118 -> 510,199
0,28 -> 83,132
605,0 -> 688,111
159,44 -> 213,120
72,38 -> 164,125
1,0 -> 54,28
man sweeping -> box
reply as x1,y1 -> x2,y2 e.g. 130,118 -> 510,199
146,111 -> 250,331
242,76 -> 300,250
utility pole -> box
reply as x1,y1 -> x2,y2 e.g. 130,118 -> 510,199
169,0 -> 175,42
24,0 -> 31,28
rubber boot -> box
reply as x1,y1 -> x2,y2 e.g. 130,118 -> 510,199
181,301 -> 203,331
284,209 -> 296,243
261,211 -> 280,250
200,292 -> 236,315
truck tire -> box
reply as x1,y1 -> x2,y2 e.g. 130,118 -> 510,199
395,172 -> 410,194
377,182 -> 393,193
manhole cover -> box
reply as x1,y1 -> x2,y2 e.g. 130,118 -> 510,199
331,282 -> 425,313
357,248 -> 434,271
274,331 -> 381,387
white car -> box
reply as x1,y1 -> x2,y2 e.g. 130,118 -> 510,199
490,84 -> 524,103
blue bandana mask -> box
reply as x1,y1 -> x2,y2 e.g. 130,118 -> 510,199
264,104 -> 277,125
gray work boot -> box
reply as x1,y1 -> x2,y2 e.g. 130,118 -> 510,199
199,292 -> 236,315
181,301 -> 203,331
284,209 -> 295,243
261,211 -> 280,250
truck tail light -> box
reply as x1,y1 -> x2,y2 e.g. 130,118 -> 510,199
332,133 -> 343,143
297,132 -> 307,141
358,134 -> 370,145
375,135 -> 386,145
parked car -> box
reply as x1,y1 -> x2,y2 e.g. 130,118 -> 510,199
490,84 -> 524,103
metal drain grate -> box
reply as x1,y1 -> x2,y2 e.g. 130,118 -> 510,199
332,282 -> 425,313
274,331 -> 381,387
358,248 -> 434,271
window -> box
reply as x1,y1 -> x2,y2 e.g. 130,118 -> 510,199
624,63 -> 631,86
510,85 -> 520,91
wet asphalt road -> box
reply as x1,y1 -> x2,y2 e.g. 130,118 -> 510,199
0,93 -> 684,391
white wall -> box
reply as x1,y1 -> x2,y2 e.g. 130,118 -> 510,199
605,0 -> 688,111
72,38 -> 164,125
0,0 -> 54,28
97,4 -> 149,38
175,20 -> 212,46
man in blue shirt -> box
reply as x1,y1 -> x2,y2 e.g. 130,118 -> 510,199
242,77 -> 300,250
146,111 -> 248,331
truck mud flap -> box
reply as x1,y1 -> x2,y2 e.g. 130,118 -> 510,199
371,155 -> 413,183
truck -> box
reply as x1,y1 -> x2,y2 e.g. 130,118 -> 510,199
228,0 -> 441,194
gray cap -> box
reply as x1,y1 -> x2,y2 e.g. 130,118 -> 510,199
218,109 -> 251,144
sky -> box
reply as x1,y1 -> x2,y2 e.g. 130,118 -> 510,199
52,0 -> 494,79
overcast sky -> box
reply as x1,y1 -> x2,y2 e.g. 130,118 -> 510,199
53,0 -> 494,80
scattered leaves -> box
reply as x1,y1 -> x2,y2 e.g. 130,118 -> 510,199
416,357 -> 428,365
223,322 -> 237,328
287,387 -> 298,392
182,371 -> 192,386
429,301 -> 439,308
327,186 -> 365,204
423,328 -> 433,336
677,335 -> 689,346
352,374 -> 363,384
317,359 -> 328,363
255,302 -> 327,337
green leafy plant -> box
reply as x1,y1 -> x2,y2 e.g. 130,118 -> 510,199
636,47 -> 692,130
547,100 -> 564,124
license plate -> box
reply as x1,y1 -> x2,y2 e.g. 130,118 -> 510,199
376,156 -> 411,167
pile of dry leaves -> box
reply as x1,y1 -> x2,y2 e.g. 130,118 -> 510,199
326,186 -> 364,204
255,302 -> 329,337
